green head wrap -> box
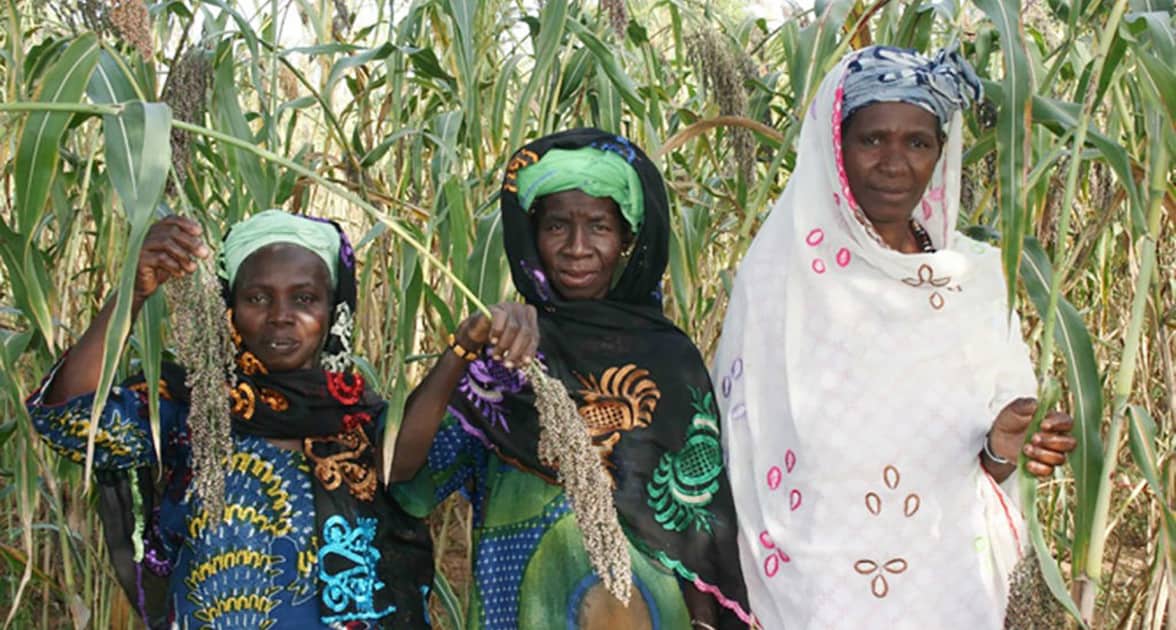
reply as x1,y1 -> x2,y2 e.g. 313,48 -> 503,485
219,209 -> 340,288
514,146 -> 644,232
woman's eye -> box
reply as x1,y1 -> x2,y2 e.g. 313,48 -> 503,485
247,294 -> 268,304
296,293 -> 317,305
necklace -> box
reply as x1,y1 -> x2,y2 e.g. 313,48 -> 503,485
909,219 -> 936,253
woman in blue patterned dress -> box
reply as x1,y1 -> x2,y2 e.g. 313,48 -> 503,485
26,211 -> 432,628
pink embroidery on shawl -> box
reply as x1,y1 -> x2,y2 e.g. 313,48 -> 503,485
832,78 -> 887,246
812,259 -> 827,274
759,530 -> 791,576
767,466 -> 782,490
692,576 -> 760,626
921,186 -> 945,221
983,467 -> 1023,559
806,228 -> 825,246
836,248 -> 852,267
767,451 -> 804,509
651,549 -> 759,626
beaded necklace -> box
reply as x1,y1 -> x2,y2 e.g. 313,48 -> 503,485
909,219 -> 936,253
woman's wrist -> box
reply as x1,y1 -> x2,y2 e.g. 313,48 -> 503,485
982,431 -> 1011,465
446,333 -> 480,362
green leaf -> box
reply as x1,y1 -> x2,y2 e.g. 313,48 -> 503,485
1125,11 -> 1176,120
20,248 -> 56,355
1020,237 -> 1105,571
432,571 -> 466,629
440,178 -> 470,304
83,101 -> 172,483
974,0 -> 1035,312
134,292 -> 168,464
212,49 -> 275,211
86,48 -> 146,106
509,0 -> 568,150
14,33 -> 100,239
490,55 -> 523,146
467,211 -> 506,307
0,329 -> 35,436
1126,405 -> 1176,551
592,61 -> 622,133
566,20 -> 645,118
444,0 -> 482,162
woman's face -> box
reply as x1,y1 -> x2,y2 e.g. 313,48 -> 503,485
535,189 -> 631,301
232,243 -> 332,371
841,102 -> 943,227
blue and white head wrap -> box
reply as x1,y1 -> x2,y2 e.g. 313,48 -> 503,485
842,44 -> 982,129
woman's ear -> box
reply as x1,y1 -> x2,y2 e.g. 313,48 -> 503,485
622,232 -> 635,255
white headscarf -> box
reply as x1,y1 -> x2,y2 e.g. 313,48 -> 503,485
713,48 -> 1035,629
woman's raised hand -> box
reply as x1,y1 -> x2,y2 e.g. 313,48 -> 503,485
134,216 -> 211,304
989,398 -> 1078,478
454,302 -> 539,369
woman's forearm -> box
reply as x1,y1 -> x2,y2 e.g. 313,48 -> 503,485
388,349 -> 470,482
43,295 -> 144,405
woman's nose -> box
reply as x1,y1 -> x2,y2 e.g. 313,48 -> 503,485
267,298 -> 294,324
877,145 -> 906,175
564,225 -> 591,256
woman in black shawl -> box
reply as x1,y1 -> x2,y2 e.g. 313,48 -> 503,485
392,128 -> 753,629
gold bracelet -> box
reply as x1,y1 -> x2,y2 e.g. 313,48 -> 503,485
447,333 -> 479,362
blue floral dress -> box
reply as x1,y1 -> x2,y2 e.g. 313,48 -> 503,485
27,366 -> 429,629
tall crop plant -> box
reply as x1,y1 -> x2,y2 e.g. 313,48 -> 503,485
0,0 -> 1172,628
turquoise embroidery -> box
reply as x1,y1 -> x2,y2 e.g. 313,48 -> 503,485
318,515 -> 395,623
646,389 -> 724,532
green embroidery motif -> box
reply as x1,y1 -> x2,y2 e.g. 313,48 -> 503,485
646,388 -> 724,533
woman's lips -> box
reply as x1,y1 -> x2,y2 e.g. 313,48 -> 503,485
264,338 -> 300,353
557,269 -> 599,287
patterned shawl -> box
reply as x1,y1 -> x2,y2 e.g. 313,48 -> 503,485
449,128 -> 753,627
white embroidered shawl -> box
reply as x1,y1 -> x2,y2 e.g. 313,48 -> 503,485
713,52 -> 1035,629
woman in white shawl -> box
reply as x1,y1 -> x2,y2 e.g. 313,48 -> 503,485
713,45 -> 1077,628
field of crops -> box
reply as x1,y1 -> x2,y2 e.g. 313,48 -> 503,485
0,0 -> 1172,627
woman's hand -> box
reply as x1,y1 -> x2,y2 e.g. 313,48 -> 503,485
453,302 -> 539,369
133,216 -> 211,304
390,302 -> 541,483
987,397 -> 1078,479
42,216 -> 210,405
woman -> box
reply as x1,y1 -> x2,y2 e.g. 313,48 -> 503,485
391,129 -> 754,629
713,46 -> 1077,628
27,211 -> 432,628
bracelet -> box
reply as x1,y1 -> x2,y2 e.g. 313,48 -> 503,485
690,622 -> 717,630
983,431 -> 1011,465
446,333 -> 479,362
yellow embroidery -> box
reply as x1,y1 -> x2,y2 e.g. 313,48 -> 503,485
304,430 -> 377,501
502,148 -> 540,193
237,351 -> 267,376
226,309 -> 243,347
258,387 -> 289,412
574,364 -> 661,483
230,383 -> 256,419
576,364 -> 660,439
128,379 -> 173,401
185,549 -> 277,590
